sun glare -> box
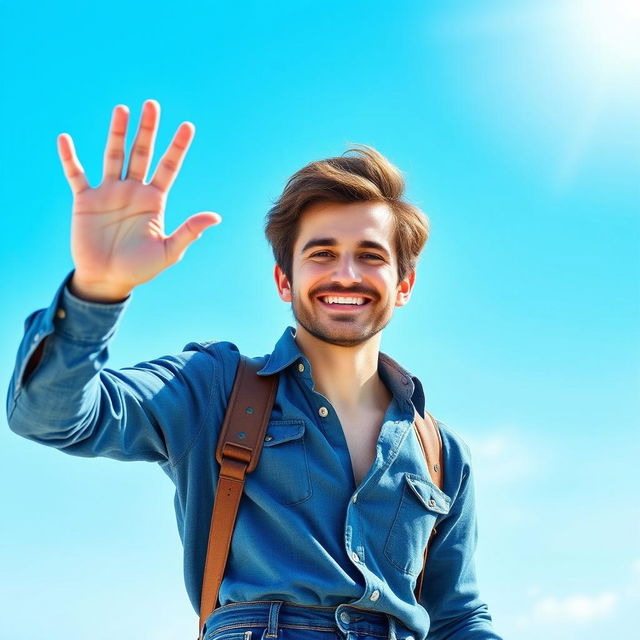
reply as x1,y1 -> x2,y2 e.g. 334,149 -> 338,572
434,1 -> 640,185
565,0 -> 640,80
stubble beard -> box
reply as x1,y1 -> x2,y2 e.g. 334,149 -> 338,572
290,291 -> 393,347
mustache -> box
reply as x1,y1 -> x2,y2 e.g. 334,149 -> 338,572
310,285 -> 379,300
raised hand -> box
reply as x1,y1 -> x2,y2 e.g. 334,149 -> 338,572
58,100 -> 221,302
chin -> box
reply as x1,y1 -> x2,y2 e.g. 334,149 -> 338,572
300,320 -> 384,348
292,297 -> 392,348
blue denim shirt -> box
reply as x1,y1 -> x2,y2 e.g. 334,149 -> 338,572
7,272 -> 502,640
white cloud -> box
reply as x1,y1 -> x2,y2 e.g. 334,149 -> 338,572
466,430 -> 539,485
532,592 -> 618,623
510,560 -> 640,636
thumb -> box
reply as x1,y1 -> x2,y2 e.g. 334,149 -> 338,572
164,212 -> 222,265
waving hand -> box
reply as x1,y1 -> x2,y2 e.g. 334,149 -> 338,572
58,100 -> 221,302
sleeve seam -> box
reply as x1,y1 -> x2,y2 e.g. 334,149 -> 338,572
168,346 -> 219,470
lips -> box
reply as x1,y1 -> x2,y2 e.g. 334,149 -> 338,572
318,299 -> 370,309
314,292 -> 375,312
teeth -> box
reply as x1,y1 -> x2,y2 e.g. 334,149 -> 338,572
323,296 -> 365,305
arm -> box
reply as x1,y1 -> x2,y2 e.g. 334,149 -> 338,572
7,100 -> 223,464
420,428 -> 503,640
7,272 -> 219,464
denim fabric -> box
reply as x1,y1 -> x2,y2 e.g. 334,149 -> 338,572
204,600 -> 417,640
6,272 -> 503,640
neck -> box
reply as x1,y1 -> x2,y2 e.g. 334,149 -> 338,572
294,325 -> 389,411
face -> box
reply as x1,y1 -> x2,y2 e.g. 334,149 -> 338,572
274,201 -> 415,347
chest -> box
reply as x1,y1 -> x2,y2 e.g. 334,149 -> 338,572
339,413 -> 384,486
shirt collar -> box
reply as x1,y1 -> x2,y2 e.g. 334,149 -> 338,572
377,351 -> 426,416
257,326 -> 426,415
257,326 -> 304,376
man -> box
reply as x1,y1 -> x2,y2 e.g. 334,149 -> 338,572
7,100 -> 502,640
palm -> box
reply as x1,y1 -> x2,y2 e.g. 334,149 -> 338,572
58,100 -> 220,296
71,180 -> 169,287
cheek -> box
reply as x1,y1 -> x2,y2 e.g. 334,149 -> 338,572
295,264 -> 327,290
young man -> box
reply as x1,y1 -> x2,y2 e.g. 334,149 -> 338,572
7,100 -> 502,640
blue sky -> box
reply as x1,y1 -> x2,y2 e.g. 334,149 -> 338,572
1,1 -> 638,638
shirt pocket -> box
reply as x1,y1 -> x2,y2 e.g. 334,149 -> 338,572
384,473 -> 451,576
250,420 -> 312,506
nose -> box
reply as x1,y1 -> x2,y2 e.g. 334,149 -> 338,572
331,254 -> 361,286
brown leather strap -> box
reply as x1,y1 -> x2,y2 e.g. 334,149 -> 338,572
413,409 -> 444,603
198,358 -> 441,634
198,356 -> 279,639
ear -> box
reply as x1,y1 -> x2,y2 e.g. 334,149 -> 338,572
395,269 -> 416,307
274,264 -> 292,302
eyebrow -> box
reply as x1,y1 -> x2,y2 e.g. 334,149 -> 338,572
300,238 -> 391,256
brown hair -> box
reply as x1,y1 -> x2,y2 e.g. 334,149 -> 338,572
264,144 -> 430,282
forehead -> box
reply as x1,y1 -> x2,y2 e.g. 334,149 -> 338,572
294,201 -> 395,252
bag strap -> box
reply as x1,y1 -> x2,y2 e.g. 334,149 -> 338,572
198,358 -> 442,636
198,355 -> 279,639
413,409 -> 444,603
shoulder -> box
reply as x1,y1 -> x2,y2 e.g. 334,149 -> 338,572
434,418 -> 472,464
180,340 -> 272,377
181,338 -> 242,365
431,417 -> 474,498
177,339 -> 242,397
176,340 -> 270,407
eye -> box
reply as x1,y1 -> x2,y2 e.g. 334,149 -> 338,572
310,250 -> 334,259
361,253 -> 385,262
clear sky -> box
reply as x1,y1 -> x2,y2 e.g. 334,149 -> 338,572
1,1 -> 638,639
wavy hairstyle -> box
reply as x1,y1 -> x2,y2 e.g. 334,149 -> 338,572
264,144 -> 430,282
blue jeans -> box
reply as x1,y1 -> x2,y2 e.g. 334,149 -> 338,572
204,601 -> 418,640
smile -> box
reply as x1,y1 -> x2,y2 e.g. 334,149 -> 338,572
317,295 -> 372,308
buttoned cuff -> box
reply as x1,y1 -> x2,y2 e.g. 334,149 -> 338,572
53,271 -> 131,344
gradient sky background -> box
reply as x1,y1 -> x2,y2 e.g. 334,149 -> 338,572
1,1 -> 639,639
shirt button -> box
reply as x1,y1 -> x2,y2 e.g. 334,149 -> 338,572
33,333 -> 40,342
264,435 -> 273,442
352,493 -> 358,503
318,406 -> 329,418
370,590 -> 380,601
428,498 -> 436,508
340,611 -> 351,624
351,551 -> 360,563
298,363 -> 305,373
56,308 -> 66,319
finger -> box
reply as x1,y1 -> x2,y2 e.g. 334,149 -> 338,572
149,122 -> 195,192
125,99 -> 160,182
164,212 -> 222,265
102,104 -> 129,181
57,133 -> 90,194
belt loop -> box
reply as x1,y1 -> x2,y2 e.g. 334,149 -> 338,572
264,601 -> 283,639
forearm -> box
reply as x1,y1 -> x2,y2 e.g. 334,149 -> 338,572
7,272 -> 130,448
7,272 -> 222,465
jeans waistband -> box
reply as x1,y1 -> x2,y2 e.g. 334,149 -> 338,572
205,600 -> 416,640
